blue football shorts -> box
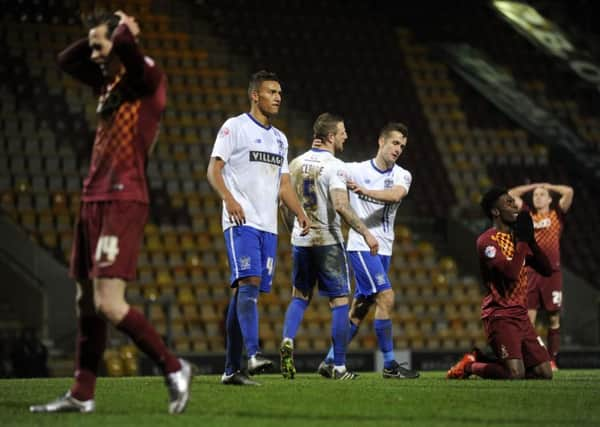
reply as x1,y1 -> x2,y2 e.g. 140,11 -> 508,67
292,243 -> 350,298
224,225 -> 278,293
348,251 -> 392,298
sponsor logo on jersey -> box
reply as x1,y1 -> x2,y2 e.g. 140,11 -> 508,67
376,274 -> 387,286
249,151 -> 284,166
484,245 -> 496,259
533,217 -> 551,229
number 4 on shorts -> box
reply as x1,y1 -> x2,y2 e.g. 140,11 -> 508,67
95,235 -> 120,264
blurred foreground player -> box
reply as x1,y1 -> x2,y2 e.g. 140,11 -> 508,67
30,11 -> 192,414
447,188 -> 553,380
509,182 -> 574,370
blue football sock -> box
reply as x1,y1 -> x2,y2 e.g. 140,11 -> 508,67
237,284 -> 260,357
282,297 -> 309,340
325,319 -> 359,364
375,318 -> 395,368
331,304 -> 350,366
224,292 -> 242,375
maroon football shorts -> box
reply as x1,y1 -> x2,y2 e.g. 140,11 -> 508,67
483,316 -> 550,369
527,269 -> 562,312
70,201 -> 148,282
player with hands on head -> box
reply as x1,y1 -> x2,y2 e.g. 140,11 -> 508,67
447,187 -> 553,380
508,182 -> 573,370
207,70 -> 310,386
30,10 -> 192,415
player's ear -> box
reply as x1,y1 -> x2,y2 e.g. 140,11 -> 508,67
491,207 -> 499,218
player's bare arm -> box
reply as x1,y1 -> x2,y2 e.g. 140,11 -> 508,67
331,188 -> 379,255
508,183 -> 547,209
279,173 -> 310,235
207,157 -> 245,225
543,184 -> 574,213
278,202 -> 295,233
347,180 -> 407,203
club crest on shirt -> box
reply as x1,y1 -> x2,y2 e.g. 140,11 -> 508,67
384,178 -> 394,189
218,127 -> 230,137
484,245 -> 496,259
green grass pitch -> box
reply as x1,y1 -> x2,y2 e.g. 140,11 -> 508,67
2,371 -> 599,426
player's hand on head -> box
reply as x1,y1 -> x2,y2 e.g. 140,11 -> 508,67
115,10 -> 140,38
365,232 -> 379,255
225,196 -> 246,226
514,211 -> 534,244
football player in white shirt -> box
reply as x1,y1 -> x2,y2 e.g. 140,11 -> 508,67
319,122 -> 419,379
279,113 -> 378,381
207,71 -> 310,386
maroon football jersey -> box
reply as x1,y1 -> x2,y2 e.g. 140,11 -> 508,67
529,208 -> 564,271
58,24 -> 166,204
477,228 -> 532,320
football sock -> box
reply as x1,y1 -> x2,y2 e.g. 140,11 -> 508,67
237,284 -> 260,357
225,292 -> 243,375
282,297 -> 309,340
547,327 -> 560,360
116,308 -> 181,375
70,315 -> 107,401
325,320 -> 359,364
374,319 -> 395,369
469,362 -> 510,379
331,304 -> 350,366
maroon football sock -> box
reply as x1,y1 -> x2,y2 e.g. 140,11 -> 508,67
547,327 -> 560,360
469,362 -> 510,379
70,315 -> 107,401
116,307 -> 181,374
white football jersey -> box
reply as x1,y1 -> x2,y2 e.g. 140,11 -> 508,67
346,160 -> 412,255
289,149 -> 348,246
211,113 -> 289,234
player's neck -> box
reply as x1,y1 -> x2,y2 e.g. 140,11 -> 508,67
494,221 -> 512,233
312,142 -> 334,154
373,156 -> 392,171
536,206 -> 550,214
248,107 -> 271,127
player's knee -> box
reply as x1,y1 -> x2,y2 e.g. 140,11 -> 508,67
376,291 -> 394,313
352,296 -> 374,320
94,297 -> 127,324
508,366 -> 525,379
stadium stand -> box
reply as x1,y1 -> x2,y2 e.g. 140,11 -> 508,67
0,0 -> 597,375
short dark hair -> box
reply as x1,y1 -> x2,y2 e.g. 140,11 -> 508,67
248,70 -> 280,98
480,187 -> 508,220
313,113 -> 344,140
379,122 -> 408,140
82,10 -> 120,34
